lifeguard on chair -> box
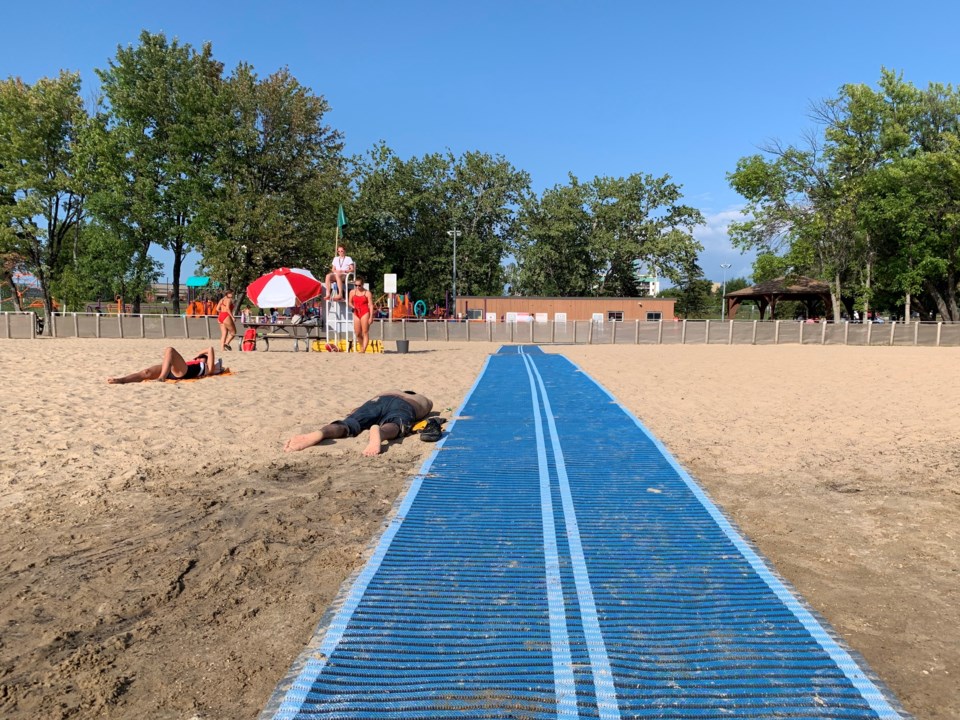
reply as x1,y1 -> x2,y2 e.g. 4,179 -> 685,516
325,244 -> 355,301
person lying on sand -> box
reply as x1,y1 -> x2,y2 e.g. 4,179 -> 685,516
284,390 -> 433,456
107,346 -> 222,384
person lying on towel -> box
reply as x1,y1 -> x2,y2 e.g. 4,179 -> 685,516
107,346 -> 223,384
284,390 -> 433,456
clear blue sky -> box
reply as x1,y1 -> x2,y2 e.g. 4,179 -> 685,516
3,0 -> 958,285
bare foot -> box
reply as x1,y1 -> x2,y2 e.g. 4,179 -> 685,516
106,377 -> 120,384
362,426 -> 384,456
284,432 -> 321,452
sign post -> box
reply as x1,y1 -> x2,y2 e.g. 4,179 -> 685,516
384,274 -> 397,321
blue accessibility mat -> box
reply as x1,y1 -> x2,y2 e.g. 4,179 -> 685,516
262,346 -> 908,719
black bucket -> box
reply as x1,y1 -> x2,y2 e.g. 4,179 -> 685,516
396,339 -> 410,354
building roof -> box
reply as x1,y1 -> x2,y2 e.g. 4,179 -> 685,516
725,276 -> 831,298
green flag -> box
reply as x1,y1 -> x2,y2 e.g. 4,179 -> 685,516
337,204 -> 347,231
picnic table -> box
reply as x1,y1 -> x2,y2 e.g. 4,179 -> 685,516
242,319 -> 325,351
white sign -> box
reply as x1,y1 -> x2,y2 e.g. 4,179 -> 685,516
554,312 -> 567,323
535,312 -> 548,323
592,312 -> 604,323
486,312 -> 497,322
383,273 -> 397,294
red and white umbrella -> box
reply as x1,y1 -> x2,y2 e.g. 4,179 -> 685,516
246,267 -> 323,308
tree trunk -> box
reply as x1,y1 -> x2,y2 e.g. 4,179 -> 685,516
904,292 -> 911,324
5,276 -> 22,311
172,251 -> 183,315
41,293 -> 54,336
831,271 -> 842,322
863,257 -> 871,323
948,272 -> 959,321
923,278 -> 951,321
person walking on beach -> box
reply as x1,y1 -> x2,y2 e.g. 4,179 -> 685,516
215,291 -> 237,351
107,347 -> 222,384
284,390 -> 432,456
349,276 -> 374,353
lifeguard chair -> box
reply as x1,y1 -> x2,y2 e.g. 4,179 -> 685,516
325,271 -> 356,350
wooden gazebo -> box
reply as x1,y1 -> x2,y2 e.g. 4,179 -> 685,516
724,276 -> 833,320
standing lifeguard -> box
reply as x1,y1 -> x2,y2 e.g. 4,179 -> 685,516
349,276 -> 373,353
215,291 -> 237,351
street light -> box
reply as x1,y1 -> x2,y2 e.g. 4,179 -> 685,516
720,263 -> 731,321
447,229 -> 462,318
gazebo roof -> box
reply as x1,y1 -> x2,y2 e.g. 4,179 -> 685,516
722,276 -> 833,321
725,276 -> 831,298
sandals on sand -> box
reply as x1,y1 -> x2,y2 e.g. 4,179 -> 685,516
420,417 -> 445,443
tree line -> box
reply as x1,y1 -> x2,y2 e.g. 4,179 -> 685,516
729,68 -> 960,322
0,31 -> 704,331
4,36 -> 958,327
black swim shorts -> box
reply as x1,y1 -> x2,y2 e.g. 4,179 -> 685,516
335,395 -> 417,437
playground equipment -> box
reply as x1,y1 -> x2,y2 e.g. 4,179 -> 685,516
390,293 -> 431,320
8,273 -> 47,310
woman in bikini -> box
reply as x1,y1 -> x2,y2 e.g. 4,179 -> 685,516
107,346 -> 221,384
215,291 -> 237,351
349,277 -> 374,353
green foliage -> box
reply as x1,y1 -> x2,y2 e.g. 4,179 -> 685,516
722,276 -> 750,295
53,221 -> 159,310
730,68 -> 960,320
0,71 -> 87,325
196,62 -> 347,302
668,263 -> 712,318
348,146 -> 530,303
89,31 -> 227,312
513,172 -> 703,297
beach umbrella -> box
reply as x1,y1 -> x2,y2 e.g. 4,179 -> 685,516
246,267 -> 323,308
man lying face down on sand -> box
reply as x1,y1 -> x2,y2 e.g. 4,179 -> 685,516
107,346 -> 222,384
284,390 -> 433,456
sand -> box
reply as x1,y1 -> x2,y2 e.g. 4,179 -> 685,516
0,339 -> 956,719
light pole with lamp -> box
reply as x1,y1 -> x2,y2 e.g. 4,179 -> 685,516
720,263 -> 731,321
447,229 -> 462,319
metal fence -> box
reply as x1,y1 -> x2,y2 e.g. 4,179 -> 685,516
374,317 -> 960,347
3,312 -> 960,347
1,312 -> 220,340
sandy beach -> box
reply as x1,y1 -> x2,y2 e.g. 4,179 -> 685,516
0,339 -> 956,719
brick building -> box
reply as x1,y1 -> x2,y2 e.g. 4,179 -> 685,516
455,295 -> 676,322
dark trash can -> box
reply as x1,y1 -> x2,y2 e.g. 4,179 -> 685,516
396,340 -> 410,354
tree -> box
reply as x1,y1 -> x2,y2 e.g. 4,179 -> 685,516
448,151 -> 531,298
513,177 -> 599,296
0,72 -> 87,328
513,172 -> 703,297
663,262 -> 712,318
197,63 -> 347,304
54,220 -> 158,311
91,31 -> 225,313
863,146 -> 960,321
731,69 -> 960,322
349,147 -> 529,305
727,139 -> 856,322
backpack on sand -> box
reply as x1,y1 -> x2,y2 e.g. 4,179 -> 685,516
241,327 -> 257,352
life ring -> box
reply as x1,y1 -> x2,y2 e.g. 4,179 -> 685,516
414,300 -> 427,318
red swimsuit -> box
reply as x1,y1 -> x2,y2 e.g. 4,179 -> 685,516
351,292 -> 371,319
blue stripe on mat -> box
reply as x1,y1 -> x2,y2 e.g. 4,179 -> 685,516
263,346 -> 908,719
